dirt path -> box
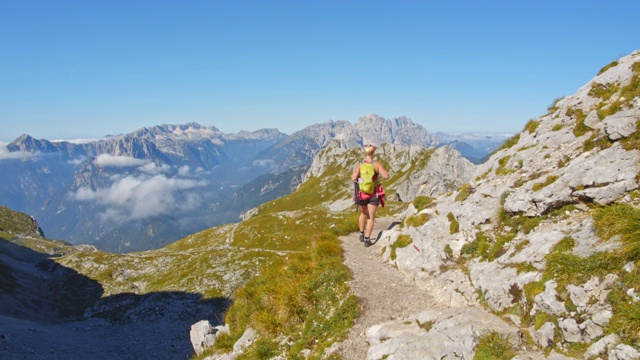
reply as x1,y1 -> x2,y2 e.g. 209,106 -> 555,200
332,217 -> 436,359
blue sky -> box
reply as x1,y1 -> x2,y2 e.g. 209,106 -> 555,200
1,1 -> 639,142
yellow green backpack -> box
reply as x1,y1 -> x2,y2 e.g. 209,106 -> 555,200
359,161 -> 376,195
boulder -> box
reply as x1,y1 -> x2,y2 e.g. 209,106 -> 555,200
534,281 -> 567,316
533,322 -> 555,348
190,320 -> 216,356
233,327 -> 256,353
584,333 -> 620,359
609,344 -> 640,360
603,108 -> 640,140
558,318 -> 582,343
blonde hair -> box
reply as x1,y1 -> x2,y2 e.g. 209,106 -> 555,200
364,144 -> 376,156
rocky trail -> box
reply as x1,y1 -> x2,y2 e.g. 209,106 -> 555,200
331,217 -> 437,359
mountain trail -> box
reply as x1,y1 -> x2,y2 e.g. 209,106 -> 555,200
332,217 -> 437,359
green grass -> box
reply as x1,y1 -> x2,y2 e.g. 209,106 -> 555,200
535,208 -> 640,344
405,213 -> 429,227
447,212 -> 459,234
547,97 -> 564,114
455,184 -> 473,202
532,175 -> 559,192
582,131 -> 613,152
524,119 -> 541,134
496,135 -> 520,153
412,196 -> 434,211
589,82 -> 620,101
461,231 -> 490,260
390,235 -> 413,261
495,155 -> 515,176
473,331 -> 515,360
0,206 -> 43,238
620,120 -> 640,151
593,204 -> 640,261
597,60 -> 618,75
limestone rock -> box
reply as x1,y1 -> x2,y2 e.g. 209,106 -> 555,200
533,322 -> 555,348
558,318 -> 582,343
603,108 -> 640,140
534,281 -> 567,316
580,319 -> 603,342
233,327 -> 256,352
468,259 -> 541,312
584,333 -> 620,359
190,320 -> 216,356
366,307 -> 518,360
609,344 -> 640,360
584,110 -> 603,130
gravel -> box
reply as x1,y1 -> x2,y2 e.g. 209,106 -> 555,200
330,217 -> 436,359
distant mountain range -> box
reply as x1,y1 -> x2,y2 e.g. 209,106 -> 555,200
0,115 -> 509,252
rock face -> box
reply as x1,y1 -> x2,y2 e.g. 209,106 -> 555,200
366,307 -> 519,360
393,145 -> 476,202
367,50 -> 640,358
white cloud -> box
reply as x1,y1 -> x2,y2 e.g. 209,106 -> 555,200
94,154 -> 150,167
253,159 -> 274,167
69,173 -> 208,222
67,157 -> 86,166
178,165 -> 191,176
138,162 -> 171,175
0,142 -> 39,160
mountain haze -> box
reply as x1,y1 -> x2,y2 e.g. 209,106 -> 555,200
0,117 -> 505,252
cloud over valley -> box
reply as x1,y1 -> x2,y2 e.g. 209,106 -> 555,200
70,156 -> 209,223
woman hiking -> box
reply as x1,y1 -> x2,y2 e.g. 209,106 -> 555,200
351,143 -> 389,247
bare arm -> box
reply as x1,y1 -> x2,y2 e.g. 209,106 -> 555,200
350,163 -> 361,182
375,162 -> 389,179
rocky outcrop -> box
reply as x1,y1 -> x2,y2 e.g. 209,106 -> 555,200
393,145 -> 475,202
366,307 -> 519,360
368,50 -> 640,358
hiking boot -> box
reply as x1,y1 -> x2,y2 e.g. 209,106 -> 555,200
359,232 -> 365,242
364,239 -> 372,247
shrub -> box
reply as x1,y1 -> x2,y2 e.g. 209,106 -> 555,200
621,120 -> 640,151
444,244 -> 453,259
551,124 -> 563,131
532,175 -> 559,192
461,231 -> 490,260
524,119 -> 540,134
412,196 -> 434,211
455,184 -> 473,202
447,212 -> 459,234
495,156 -> 514,176
405,213 -> 429,227
557,155 -> 571,168
597,60 -> 618,75
594,204 -> 640,261
583,132 -> 612,152
567,107 -> 590,137
589,82 -> 620,101
547,97 -> 564,113
473,331 -> 515,360
487,234 -> 513,261
496,134 -> 521,153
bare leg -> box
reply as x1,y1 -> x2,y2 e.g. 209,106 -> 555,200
365,203 -> 378,238
359,205 -> 369,232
